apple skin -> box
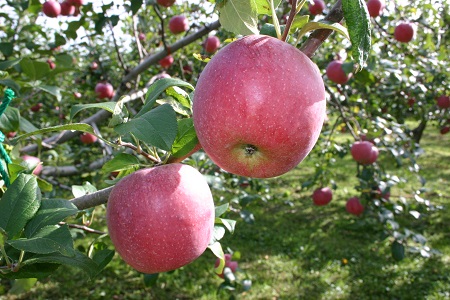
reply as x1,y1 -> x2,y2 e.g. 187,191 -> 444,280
326,60 -> 351,84
394,23 -> 414,43
437,95 -> 450,109
95,82 -> 114,99
193,35 -> 326,178
204,36 -> 221,54
159,55 -> 174,68
60,1 -> 75,16
80,132 -> 98,144
351,141 -> 379,165
169,15 -> 189,34
106,164 -> 215,274
22,155 -> 43,175
42,1 -> 61,18
441,126 -> 449,135
346,197 -> 364,216
312,187 -> 333,206
309,0 -> 326,15
157,0 -> 176,7
366,0 -> 384,17
30,103 -> 43,112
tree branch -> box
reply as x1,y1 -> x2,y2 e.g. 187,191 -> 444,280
70,186 -> 113,210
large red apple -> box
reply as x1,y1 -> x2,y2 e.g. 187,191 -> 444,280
157,0 -> 176,7
312,187 -> 333,206
366,0 -> 384,17
192,35 -> 326,178
309,0 -> 326,15
437,95 -> 450,109
106,164 -> 215,274
95,82 -> 114,99
351,141 -> 379,165
326,60 -> 351,84
346,197 -> 364,216
80,132 -> 98,144
60,1 -> 75,16
42,1 -> 61,18
22,155 -> 43,175
169,15 -> 189,34
394,23 -> 414,43
159,55 -> 174,68
204,36 -> 221,54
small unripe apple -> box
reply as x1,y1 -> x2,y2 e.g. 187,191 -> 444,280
95,82 -> 114,99
346,197 -> 364,216
47,59 -> 56,69
193,35 -> 326,178
159,55 -> 174,68
394,23 -> 414,43
309,0 -> 326,15
22,155 -> 43,175
60,1 -> 75,16
437,95 -> 450,109
441,126 -> 449,135
157,0 -> 176,7
42,1 -> 61,18
106,164 -> 215,274
204,36 -> 221,54
80,132 -> 98,144
169,15 -> 189,34
312,187 -> 333,206
351,141 -> 379,165
366,0 -> 384,17
326,60 -> 351,84
138,32 -> 146,41
30,103 -> 43,112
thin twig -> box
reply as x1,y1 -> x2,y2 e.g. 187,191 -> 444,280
59,222 -> 106,235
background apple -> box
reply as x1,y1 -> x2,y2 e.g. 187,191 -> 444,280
437,95 -> 450,109
193,35 -> 326,178
90,61 -> 99,70
351,141 -> 379,165
309,0 -> 326,15
138,32 -> 146,41
157,0 -> 176,7
30,103 -> 43,112
95,82 -> 114,99
169,15 -> 189,34
407,98 -> 416,107
68,0 -> 83,6
42,0 -> 61,18
21,155 -> 43,175
394,23 -> 414,43
440,126 -> 449,135
60,1 -> 75,16
312,187 -> 333,206
6,132 -> 16,138
47,59 -> 56,69
346,197 -> 364,216
366,0 -> 384,17
73,92 -> 82,98
204,36 -> 220,54
159,55 -> 174,68
80,132 -> 98,144
326,60 -> 351,84
106,163 -> 215,274
214,255 -> 238,278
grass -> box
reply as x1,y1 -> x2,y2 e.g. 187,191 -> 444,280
1,127 -> 449,300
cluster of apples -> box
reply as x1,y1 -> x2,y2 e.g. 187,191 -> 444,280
42,0 -> 83,18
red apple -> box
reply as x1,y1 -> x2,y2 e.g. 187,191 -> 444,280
350,141 -> 379,165
95,82 -> 114,99
215,256 -> 238,278
366,0 -> 384,17
441,126 -> 449,135
437,95 -> 450,109
394,23 -> 414,43
157,0 -> 176,7
192,35 -> 326,178
326,60 -> 351,84
106,164 -> 215,274
6,132 -> 16,138
346,197 -> 364,216
169,15 -> 189,34
182,65 -> 193,74
90,61 -> 99,70
138,32 -> 146,41
22,155 -> 43,175
47,59 -> 56,69
309,0 -> 326,15
312,187 -> 333,206
42,1 -> 61,18
73,92 -> 82,99
60,1 -> 75,16
159,55 -> 174,68
204,36 -> 221,54
68,0 -> 83,6
30,103 -> 43,112
80,132 -> 98,144
407,98 -> 416,107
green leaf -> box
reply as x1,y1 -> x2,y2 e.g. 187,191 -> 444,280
54,54 -> 72,68
171,118 -> 199,158
143,273 -> 159,287
165,86 -> 192,109
11,123 -> 94,144
54,33 -> 67,47
8,225 -> 75,257
109,97 -> 129,127
0,174 -> 41,238
36,85 -> 61,102
0,42 -> 14,57
260,23 -> 286,38
7,278 -> 38,295
136,78 -> 194,118
24,199 -> 78,238
19,117 -> 39,134
91,249 -> 115,275
70,102 -> 117,121
216,0 -> 259,36
208,241 -> 225,261
0,79 -> 20,93
0,263 -> 59,279
19,58 -> 51,81
218,218 -> 236,233
342,0 -> 371,70
115,104 -> 178,151
0,106 -> 20,133
254,0 -> 282,14
72,182 -> 97,198
130,0 -> 143,14
0,58 -> 21,71
215,203 -> 229,218
297,21 -> 350,41
102,153 -> 140,174
391,241 -> 405,261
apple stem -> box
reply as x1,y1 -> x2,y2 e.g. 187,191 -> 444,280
117,140 -> 161,163
281,0 -> 306,42
268,0 -> 282,40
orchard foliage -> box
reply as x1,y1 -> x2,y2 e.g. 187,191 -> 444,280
0,0 -> 448,296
